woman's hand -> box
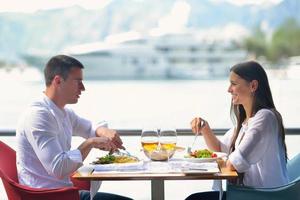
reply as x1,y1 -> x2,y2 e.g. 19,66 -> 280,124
190,117 -> 206,135
226,159 -> 236,171
190,117 -> 221,152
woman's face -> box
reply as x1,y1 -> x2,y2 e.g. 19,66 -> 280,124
228,72 -> 255,106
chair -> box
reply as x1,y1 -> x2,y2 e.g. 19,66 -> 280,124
0,140 -> 90,200
287,153 -> 300,182
226,153 -> 300,200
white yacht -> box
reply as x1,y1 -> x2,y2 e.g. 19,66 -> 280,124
23,31 -> 248,80
64,39 -> 169,80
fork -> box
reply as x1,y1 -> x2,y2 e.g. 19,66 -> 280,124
187,131 -> 199,154
115,149 -> 139,160
187,119 -> 205,154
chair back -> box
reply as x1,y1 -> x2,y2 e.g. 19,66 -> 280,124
227,180 -> 300,200
0,140 -> 81,200
0,140 -> 22,200
227,153 -> 300,200
287,153 -> 300,182
0,140 -> 18,182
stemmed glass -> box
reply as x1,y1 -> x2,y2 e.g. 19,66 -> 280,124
141,128 -> 159,159
159,127 -> 177,161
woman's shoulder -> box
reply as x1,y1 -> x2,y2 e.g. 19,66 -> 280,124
251,108 -> 277,123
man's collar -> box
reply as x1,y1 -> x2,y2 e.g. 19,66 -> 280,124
43,93 -> 66,118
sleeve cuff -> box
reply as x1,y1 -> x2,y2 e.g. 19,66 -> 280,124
91,120 -> 108,138
220,141 -> 230,154
67,149 -> 83,163
229,149 -> 250,172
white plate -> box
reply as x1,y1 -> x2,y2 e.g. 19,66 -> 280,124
183,152 -> 227,163
94,161 -> 145,171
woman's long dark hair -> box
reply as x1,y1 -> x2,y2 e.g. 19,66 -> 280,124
229,61 -> 287,163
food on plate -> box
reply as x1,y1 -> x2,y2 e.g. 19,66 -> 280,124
187,149 -> 217,158
145,149 -> 170,161
92,154 -> 139,165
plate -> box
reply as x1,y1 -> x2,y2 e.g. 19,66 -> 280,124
183,152 -> 227,163
94,161 -> 145,171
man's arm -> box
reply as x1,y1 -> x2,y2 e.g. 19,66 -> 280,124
78,136 -> 116,160
95,127 -> 125,152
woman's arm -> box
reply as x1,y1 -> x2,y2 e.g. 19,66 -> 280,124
191,117 -> 221,152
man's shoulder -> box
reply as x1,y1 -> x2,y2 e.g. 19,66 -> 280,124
21,97 -> 53,119
29,98 -> 49,112
17,98 -> 54,131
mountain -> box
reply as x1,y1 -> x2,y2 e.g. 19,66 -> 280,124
0,0 -> 299,62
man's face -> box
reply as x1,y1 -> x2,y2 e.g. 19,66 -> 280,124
60,67 -> 85,105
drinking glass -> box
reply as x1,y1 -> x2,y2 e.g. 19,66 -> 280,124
159,127 -> 177,161
141,128 -> 159,159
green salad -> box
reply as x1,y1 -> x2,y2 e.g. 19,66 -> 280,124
189,149 -> 217,158
92,154 -> 116,164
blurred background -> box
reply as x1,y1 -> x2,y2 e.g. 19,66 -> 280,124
0,0 -> 300,129
1,1 -> 300,199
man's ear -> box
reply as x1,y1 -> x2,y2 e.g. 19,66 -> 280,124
250,80 -> 258,92
52,75 -> 62,86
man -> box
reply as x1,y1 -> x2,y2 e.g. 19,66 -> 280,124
16,55 -> 132,200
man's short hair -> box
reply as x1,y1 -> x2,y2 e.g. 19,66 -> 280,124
44,55 -> 84,86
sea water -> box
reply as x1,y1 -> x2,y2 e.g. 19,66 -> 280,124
1,69 -> 300,199
1,71 -> 300,130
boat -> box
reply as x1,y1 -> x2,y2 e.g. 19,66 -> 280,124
22,31 -> 248,80
64,40 -> 169,80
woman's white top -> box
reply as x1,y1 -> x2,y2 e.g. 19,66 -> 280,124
220,109 -> 288,188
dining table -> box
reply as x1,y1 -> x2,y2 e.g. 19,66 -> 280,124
72,159 -> 238,200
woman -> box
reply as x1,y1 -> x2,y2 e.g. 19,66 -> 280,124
186,61 -> 288,200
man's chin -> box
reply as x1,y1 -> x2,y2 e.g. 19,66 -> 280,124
69,99 -> 79,104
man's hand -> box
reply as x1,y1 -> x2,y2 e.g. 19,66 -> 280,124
91,137 -> 116,151
95,127 -> 125,152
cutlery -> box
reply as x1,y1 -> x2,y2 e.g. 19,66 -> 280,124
187,168 -> 208,171
187,119 -> 205,154
115,149 -> 139,160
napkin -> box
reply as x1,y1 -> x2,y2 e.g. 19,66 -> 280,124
90,181 -> 102,200
77,165 -> 94,175
183,162 -> 218,169
94,161 -> 145,172
179,162 -> 220,173
76,165 -> 102,200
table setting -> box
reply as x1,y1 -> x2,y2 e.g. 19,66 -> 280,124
78,127 -> 227,176
74,128 -> 234,200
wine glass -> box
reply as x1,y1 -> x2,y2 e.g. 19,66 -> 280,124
141,128 -> 159,159
159,127 -> 177,161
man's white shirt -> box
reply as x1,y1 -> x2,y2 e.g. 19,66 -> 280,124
16,94 -> 100,188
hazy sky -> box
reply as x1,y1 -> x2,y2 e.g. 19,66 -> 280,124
0,0 -> 283,13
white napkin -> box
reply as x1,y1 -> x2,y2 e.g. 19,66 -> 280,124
178,161 -> 219,173
76,165 -> 103,200
212,180 -> 223,200
90,181 -> 102,200
182,162 -> 218,169
77,165 -> 94,175
94,161 -> 145,171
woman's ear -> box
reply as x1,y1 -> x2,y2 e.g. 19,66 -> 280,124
250,80 -> 258,92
